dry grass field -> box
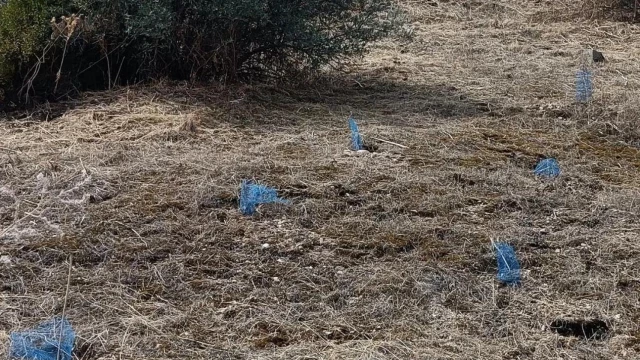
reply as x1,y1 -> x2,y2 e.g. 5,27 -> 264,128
1,0 -> 640,359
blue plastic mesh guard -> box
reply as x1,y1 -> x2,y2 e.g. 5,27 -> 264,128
348,116 -> 363,151
9,317 -> 75,360
534,158 -> 560,178
494,243 -> 521,286
239,180 -> 289,215
575,69 -> 593,103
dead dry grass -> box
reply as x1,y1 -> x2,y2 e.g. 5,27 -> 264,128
1,0 -> 640,359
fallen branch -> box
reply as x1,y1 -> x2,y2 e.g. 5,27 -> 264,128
371,137 -> 408,149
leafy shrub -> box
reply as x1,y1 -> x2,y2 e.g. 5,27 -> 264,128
0,0 -> 65,90
0,0 -> 406,105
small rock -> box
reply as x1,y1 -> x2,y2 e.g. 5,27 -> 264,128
0,255 -> 11,264
592,50 -> 605,63
261,243 -> 270,250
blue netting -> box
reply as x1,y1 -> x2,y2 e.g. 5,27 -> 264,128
494,243 -> 521,286
348,116 -> 363,151
9,317 -> 75,360
575,69 -> 593,103
239,180 -> 289,215
534,158 -> 561,178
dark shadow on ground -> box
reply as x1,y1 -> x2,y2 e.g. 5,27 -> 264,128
248,81 -> 498,124
1,72 -> 507,127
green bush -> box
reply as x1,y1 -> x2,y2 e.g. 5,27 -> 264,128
0,0 -> 406,105
0,0 -> 64,89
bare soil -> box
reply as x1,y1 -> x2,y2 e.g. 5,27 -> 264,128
1,1 -> 639,359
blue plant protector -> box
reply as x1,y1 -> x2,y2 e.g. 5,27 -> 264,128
494,243 -> 521,286
534,158 -> 561,178
239,180 -> 289,215
575,69 -> 593,103
9,317 -> 75,360
348,116 -> 363,151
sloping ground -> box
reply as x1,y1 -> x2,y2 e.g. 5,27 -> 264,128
1,1 -> 640,359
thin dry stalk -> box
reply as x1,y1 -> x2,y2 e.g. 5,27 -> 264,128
57,255 -> 72,360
